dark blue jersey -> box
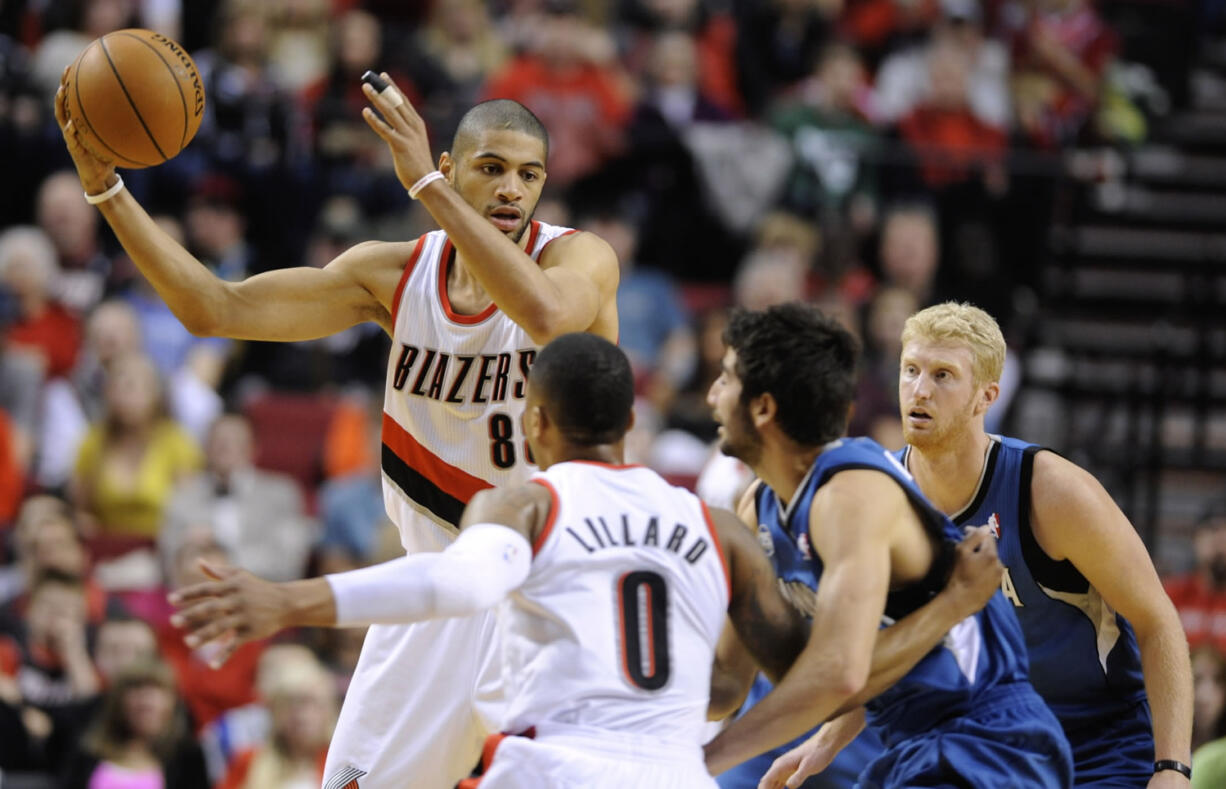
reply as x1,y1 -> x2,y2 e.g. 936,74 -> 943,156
757,437 -> 1032,748
900,435 -> 1148,729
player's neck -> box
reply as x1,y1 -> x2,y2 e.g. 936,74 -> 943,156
756,441 -> 823,510
907,429 -> 991,516
547,442 -> 624,468
449,229 -> 534,311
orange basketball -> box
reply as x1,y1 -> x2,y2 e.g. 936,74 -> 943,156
64,28 -> 205,169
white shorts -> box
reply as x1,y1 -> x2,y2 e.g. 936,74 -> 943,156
478,723 -> 718,789
322,609 -> 504,789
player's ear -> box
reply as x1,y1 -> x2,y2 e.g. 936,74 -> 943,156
750,393 -> 776,429
976,381 -> 1000,417
439,152 -> 453,182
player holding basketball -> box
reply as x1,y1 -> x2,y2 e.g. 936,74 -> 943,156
884,303 -> 1190,787
55,71 -> 619,788
702,303 -> 1073,787
168,333 -> 1007,787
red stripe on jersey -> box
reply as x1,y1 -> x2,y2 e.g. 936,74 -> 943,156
390,234 -> 428,326
381,412 -> 493,503
437,239 -> 498,325
537,227 -> 579,261
701,502 -> 733,602
528,477 -> 560,556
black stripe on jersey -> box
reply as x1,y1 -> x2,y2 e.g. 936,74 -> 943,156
381,444 -> 465,527
1019,446 -> 1089,594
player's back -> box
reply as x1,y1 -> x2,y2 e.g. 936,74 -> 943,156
500,461 -> 730,745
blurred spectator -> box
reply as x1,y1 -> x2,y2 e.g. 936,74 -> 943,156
1194,645 -> 1226,752
874,0 -> 1011,128
62,659 -> 209,789
0,225 -> 80,378
0,346 -> 42,472
192,0 -> 308,169
734,0 -> 839,116
0,496 -> 114,623
620,0 -> 742,116
1005,0 -> 1118,148
1166,502 -> 1226,655
770,43 -> 879,227
93,616 -> 159,686
848,285 -> 916,448
70,352 -> 202,540
216,648 -> 336,789
36,172 -> 111,314
158,538 -> 264,730
200,643 -> 325,784
896,38 -> 1009,192
732,247 -> 810,311
876,203 -> 939,304
410,0 -> 510,146
840,0 -> 940,66
265,0 -> 331,93
317,398 -> 391,569
0,408 -> 21,525
29,0 -> 138,96
482,2 -> 631,187
0,570 -> 99,711
184,174 -> 256,281
0,29 -> 46,226
161,413 -> 315,583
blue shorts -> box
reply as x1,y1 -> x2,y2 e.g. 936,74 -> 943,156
1061,700 -> 1153,787
717,675 -> 883,789
858,683 -> 1073,789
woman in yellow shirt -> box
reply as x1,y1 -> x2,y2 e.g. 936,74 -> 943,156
72,352 -> 201,539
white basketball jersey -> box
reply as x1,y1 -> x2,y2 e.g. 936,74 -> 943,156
381,221 -> 576,553
500,461 -> 731,745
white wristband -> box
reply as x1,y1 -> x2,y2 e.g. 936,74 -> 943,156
83,174 -> 124,205
408,170 -> 445,199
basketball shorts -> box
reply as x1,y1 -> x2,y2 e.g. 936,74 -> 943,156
858,683 -> 1073,789
321,609 -> 504,789
476,723 -> 718,789
716,674 -> 883,789
1061,700 -> 1153,787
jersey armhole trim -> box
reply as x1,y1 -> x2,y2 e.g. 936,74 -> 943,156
1019,446 -> 1089,593
529,477 -> 560,556
701,501 -> 733,602
390,234 -> 428,326
535,226 -> 579,261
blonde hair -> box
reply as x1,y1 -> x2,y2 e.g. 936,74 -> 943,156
901,302 -> 1005,385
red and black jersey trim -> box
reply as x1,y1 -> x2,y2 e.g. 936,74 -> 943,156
381,413 -> 494,527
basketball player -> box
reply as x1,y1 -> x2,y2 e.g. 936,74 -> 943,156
55,73 -> 619,788
888,303 -> 1191,787
168,333 -> 1006,787
702,303 -> 1073,787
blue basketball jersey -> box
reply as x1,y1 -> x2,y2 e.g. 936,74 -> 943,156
899,436 -> 1148,728
757,437 -> 1033,748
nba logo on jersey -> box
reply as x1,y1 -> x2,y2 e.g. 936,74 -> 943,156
986,513 -> 1001,539
797,531 -> 813,560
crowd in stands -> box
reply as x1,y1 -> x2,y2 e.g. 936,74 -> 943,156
0,0 -> 1217,785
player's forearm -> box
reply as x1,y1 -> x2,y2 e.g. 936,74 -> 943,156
416,183 -> 568,341
1137,616 -> 1194,765
703,657 -> 859,775
835,591 -> 968,716
95,186 -> 231,335
277,578 -> 339,628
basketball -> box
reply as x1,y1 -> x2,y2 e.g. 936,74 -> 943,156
63,28 -> 205,169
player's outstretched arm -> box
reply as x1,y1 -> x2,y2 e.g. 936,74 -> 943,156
169,486 -> 549,665
759,708 -> 867,789
1029,451 -> 1193,783
361,75 -> 619,344
704,471 -> 899,775
56,81 -> 395,342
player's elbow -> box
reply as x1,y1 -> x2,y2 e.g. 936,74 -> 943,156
521,306 -> 572,345
825,656 -> 869,700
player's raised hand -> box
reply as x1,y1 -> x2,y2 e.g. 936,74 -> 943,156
949,525 -> 1005,619
359,72 -> 436,192
55,67 -> 115,194
757,730 -> 838,789
168,560 -> 291,667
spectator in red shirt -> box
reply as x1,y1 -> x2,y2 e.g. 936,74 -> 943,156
1006,0 -> 1118,148
0,226 -> 81,379
1166,502 -> 1226,655
897,39 -> 1008,191
481,1 -> 631,187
